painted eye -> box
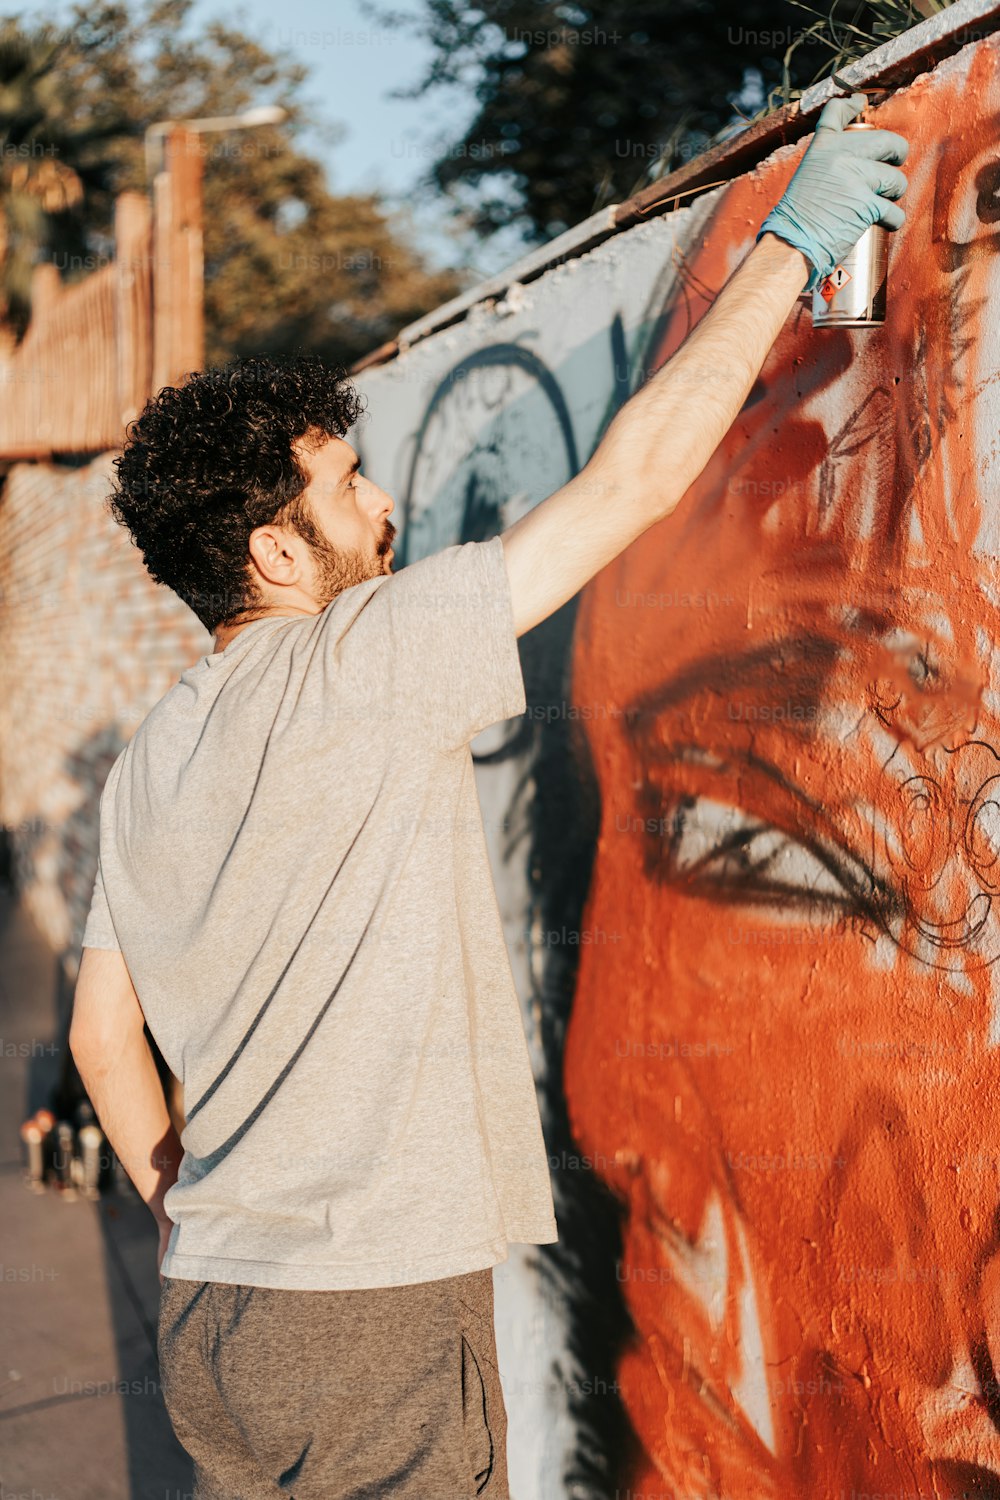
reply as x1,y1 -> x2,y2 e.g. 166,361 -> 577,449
936,143 -> 1000,253
636,792 -> 873,917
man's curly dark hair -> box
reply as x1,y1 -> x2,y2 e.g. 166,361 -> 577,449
108,354 -> 366,632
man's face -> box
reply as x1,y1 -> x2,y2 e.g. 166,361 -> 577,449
286,431 -> 396,606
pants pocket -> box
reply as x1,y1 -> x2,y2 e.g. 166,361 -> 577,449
462,1330 -> 496,1494
455,1274 -> 509,1498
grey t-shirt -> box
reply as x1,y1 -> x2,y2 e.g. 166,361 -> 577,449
82,536 -> 558,1290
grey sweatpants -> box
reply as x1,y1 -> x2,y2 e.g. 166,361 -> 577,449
157,1267 -> 510,1499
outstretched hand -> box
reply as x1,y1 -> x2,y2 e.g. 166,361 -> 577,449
757,92 -> 909,290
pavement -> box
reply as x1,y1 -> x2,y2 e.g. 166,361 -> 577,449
0,890 -> 194,1500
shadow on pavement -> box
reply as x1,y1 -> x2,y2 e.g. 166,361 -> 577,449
0,887 -> 194,1500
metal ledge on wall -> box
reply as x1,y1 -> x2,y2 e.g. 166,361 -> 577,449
351,205 -> 621,373
615,0 -> 1000,231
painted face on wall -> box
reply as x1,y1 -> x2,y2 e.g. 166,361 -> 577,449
566,48 -> 1000,1497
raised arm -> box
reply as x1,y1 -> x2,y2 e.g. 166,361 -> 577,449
501,93 -> 909,638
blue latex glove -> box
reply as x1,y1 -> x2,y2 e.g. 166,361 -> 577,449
757,93 -> 909,290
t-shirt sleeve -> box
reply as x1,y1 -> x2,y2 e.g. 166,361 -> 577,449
373,535 -> 526,752
81,852 -> 122,951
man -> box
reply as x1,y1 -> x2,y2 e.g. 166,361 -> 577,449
70,94 -> 907,1499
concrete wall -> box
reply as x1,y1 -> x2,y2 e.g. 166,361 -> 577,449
0,456 -> 210,972
351,30 -> 1000,1498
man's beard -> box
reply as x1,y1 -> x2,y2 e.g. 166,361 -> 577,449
297,514 -> 397,608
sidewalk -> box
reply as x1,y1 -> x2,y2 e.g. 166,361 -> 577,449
0,891 -> 193,1500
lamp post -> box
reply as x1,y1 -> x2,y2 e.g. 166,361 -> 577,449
144,105 -> 286,389
144,105 -> 287,178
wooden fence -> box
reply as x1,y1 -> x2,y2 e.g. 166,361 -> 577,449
0,126 -> 203,459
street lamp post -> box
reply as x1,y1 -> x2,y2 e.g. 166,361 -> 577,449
145,105 -> 286,389
144,105 -> 287,178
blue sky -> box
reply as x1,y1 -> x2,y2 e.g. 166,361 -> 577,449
206,0 -> 462,197
232,0 -> 526,273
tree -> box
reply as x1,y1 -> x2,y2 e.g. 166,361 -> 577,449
0,1 -> 461,366
367,0 -> 935,243
0,19 -> 126,334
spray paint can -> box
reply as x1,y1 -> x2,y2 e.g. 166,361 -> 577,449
812,122 -> 889,328
78,1124 -> 105,1200
20,1117 -> 46,1193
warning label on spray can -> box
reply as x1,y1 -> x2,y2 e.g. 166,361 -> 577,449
812,122 -> 889,328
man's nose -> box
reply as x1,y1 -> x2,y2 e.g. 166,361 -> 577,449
361,475 -> 394,519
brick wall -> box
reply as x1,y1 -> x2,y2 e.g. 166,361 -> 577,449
0,455 -> 210,976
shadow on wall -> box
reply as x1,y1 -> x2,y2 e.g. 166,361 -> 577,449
374,308 -> 678,1496
444,454 -> 645,1495
523,597 -> 647,1498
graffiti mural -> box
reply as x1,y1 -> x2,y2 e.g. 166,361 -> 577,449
354,30 -> 1000,1500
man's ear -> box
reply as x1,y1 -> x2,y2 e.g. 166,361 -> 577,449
247,524 -> 304,588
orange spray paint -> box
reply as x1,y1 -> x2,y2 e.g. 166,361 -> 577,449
567,41 -> 1000,1496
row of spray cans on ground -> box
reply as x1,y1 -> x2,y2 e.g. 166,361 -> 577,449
19,1100 -> 116,1200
